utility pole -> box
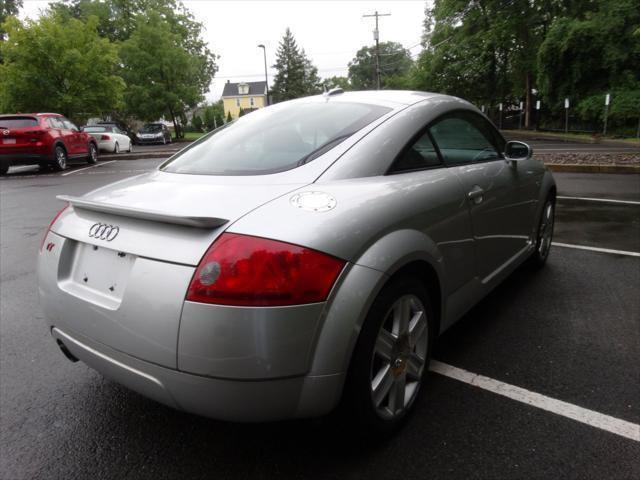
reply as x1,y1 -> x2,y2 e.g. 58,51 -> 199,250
363,10 -> 391,90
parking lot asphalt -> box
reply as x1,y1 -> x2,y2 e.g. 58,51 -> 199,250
1,160 -> 639,479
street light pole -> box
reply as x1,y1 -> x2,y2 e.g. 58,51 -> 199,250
257,44 -> 269,106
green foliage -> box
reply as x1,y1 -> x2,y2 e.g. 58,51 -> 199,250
537,0 -> 640,110
321,76 -> 351,91
348,42 -> 413,90
410,0 -> 639,132
0,12 -> 124,118
577,90 -> 640,125
271,28 -> 321,102
202,102 -> 223,130
191,115 -> 203,131
0,0 -> 21,36
118,10 -> 217,137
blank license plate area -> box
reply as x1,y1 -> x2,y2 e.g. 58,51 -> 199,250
2,138 -> 16,145
71,243 -> 136,300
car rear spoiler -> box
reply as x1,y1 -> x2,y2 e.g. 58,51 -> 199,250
57,195 -> 228,228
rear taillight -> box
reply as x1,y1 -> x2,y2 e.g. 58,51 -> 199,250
40,204 -> 69,251
101,134 -> 110,140
186,233 -> 345,306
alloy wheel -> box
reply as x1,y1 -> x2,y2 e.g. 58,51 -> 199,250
538,202 -> 554,258
55,147 -> 67,170
371,294 -> 428,419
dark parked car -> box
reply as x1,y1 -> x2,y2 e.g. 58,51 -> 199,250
136,123 -> 172,145
0,113 -> 98,174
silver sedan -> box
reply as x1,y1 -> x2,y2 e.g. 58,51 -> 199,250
38,90 -> 555,431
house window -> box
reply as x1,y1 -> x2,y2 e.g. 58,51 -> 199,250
238,83 -> 249,95
250,97 -> 254,106
236,98 -> 240,107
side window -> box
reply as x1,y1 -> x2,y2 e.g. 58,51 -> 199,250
49,117 -> 64,129
391,130 -> 441,173
429,113 -> 500,165
61,118 -> 78,131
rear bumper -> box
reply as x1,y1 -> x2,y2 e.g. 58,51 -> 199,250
51,326 -> 344,422
0,152 -> 50,165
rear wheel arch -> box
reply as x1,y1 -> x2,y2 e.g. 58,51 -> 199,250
386,260 -> 442,337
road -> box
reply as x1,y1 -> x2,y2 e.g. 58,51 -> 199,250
1,159 -> 639,479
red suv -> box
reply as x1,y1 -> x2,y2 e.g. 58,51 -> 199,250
0,113 -> 99,175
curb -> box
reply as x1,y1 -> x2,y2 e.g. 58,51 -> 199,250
100,151 -> 178,161
502,129 -> 639,148
545,163 -> 640,174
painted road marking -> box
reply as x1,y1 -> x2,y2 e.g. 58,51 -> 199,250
61,160 -> 116,176
552,242 -> 640,258
430,360 -> 640,442
557,196 -> 640,205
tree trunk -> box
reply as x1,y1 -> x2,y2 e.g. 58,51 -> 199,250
168,107 -> 181,139
525,72 -> 532,129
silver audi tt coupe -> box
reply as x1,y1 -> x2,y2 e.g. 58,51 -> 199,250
38,90 -> 556,430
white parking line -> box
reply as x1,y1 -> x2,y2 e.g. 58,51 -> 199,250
61,160 -> 116,176
552,242 -> 640,257
429,360 -> 640,442
557,196 -> 640,205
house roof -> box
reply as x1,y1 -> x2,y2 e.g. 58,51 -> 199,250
221,81 -> 267,97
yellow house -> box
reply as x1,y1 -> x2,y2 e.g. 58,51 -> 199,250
221,81 -> 268,119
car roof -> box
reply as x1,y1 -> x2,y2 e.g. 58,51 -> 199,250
282,90 -> 467,112
0,113 -> 60,118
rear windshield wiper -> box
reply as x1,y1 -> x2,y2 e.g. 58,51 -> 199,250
297,133 -> 354,166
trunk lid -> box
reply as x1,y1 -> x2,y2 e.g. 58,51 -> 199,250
52,170 -> 308,265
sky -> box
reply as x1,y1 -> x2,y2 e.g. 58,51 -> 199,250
20,0 -> 428,102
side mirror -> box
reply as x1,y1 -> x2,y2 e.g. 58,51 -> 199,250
505,141 -> 532,161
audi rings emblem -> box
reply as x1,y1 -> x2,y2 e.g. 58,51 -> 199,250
1,130 -> 9,135
88,223 -> 120,241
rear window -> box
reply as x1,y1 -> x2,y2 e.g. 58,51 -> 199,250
0,116 -> 39,128
141,124 -> 162,132
161,101 -> 391,175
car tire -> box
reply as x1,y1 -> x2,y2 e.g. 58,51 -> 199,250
87,143 -> 98,164
53,146 -> 67,171
527,196 -> 555,269
0,164 -> 9,175
114,142 -> 119,154
343,275 -> 434,435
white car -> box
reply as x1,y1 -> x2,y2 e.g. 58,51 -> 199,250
83,126 -> 133,154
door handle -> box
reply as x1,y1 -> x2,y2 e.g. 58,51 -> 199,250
468,186 -> 484,205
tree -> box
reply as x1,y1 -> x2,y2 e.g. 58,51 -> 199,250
0,0 -> 22,62
413,0 -> 569,127
191,114 -> 203,132
537,0 -> 640,115
119,11 -> 217,138
226,110 -> 232,123
348,42 -> 413,90
202,102 -> 223,130
271,28 -> 321,102
321,76 -> 351,91
0,12 -> 124,119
